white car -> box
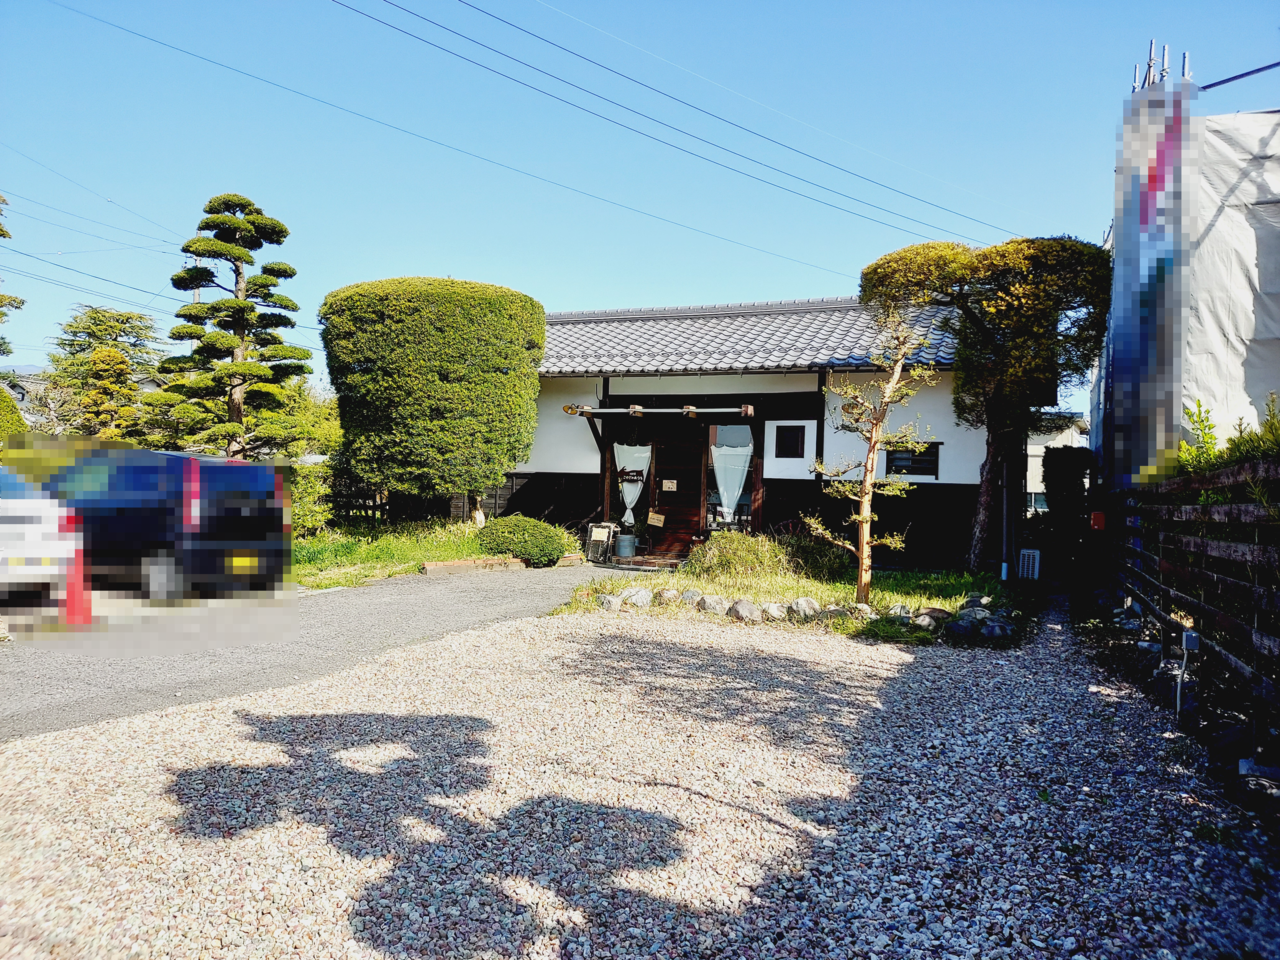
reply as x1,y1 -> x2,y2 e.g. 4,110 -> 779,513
0,466 -> 82,618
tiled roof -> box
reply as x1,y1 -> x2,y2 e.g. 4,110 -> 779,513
541,296 -> 956,376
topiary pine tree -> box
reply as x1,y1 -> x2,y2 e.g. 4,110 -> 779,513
161,193 -> 312,458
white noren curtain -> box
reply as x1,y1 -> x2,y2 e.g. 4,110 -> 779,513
613,444 -> 652,526
710,427 -> 754,523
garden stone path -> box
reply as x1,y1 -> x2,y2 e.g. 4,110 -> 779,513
0,565 -> 596,742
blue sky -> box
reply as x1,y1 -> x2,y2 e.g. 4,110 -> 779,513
2,0 -> 1277,412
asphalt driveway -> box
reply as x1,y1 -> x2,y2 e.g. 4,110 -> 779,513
0,565 -> 596,742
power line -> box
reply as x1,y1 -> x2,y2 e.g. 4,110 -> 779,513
0,248 -> 186,303
528,0 -> 1007,209
45,1 -> 864,281
0,264 -> 177,314
448,0 -> 1015,236
0,190 -> 180,245
365,0 -> 988,242
334,0 -> 958,242
4,207 -> 182,256
0,141 -> 186,240
2,266 -> 322,356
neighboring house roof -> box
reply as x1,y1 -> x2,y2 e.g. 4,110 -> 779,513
540,296 -> 957,376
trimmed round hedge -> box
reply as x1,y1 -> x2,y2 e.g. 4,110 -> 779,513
319,277 -> 545,497
478,515 -> 576,568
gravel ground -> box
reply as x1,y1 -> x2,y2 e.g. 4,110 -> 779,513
1,605 -> 1277,960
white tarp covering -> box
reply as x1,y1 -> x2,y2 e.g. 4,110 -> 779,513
1100,92 -> 1280,486
1186,111 -> 1280,433
710,426 -> 754,523
612,444 -> 651,526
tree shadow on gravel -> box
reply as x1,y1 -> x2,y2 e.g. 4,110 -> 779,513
560,632 -> 890,763
169,712 -> 691,958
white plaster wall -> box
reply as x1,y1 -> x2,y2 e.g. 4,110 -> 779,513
822,371 -> 986,484
610,372 -> 819,395
518,377 -> 604,474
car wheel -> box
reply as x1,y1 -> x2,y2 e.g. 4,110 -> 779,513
143,554 -> 184,601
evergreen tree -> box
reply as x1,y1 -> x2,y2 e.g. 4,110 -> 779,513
0,195 -> 22,357
79,346 -> 139,440
860,237 -> 1111,570
23,376 -> 80,437
49,305 -> 164,387
162,193 -> 312,458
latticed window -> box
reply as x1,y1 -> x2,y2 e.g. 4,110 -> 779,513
885,442 -> 941,479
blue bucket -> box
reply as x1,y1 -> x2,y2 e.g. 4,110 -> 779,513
614,534 -> 637,558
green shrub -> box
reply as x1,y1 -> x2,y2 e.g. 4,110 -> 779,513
0,389 -> 27,444
1224,392 -> 1280,463
289,463 -> 332,538
685,531 -> 794,579
478,515 -> 576,567
1178,393 -> 1280,475
775,532 -> 853,581
319,277 -> 545,497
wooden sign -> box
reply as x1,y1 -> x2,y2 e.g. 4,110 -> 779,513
662,479 -> 677,492
648,512 -> 665,527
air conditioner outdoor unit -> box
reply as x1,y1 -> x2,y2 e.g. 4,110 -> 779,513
1018,548 -> 1041,580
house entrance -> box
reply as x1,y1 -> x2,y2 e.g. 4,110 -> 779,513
632,421 -> 761,558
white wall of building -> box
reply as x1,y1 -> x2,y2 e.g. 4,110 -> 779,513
822,371 -> 986,485
518,377 -> 603,474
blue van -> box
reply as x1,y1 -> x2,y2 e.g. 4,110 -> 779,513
3,439 -> 288,602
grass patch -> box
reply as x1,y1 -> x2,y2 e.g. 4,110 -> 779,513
557,532 -> 1009,642
292,521 -> 498,589
559,566 -> 1005,642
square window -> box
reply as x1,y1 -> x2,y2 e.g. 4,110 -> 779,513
774,424 -> 805,459
885,442 -> 940,478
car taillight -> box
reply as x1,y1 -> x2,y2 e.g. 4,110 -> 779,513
58,510 -> 82,535
183,457 -> 201,531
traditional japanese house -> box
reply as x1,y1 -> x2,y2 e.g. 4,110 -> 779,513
503,296 -> 991,567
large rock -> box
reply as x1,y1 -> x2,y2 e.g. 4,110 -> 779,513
597,594 -> 623,612
696,595 -> 731,615
619,587 -> 653,608
681,589 -> 704,605
789,597 -> 821,619
917,606 -> 951,621
942,616 -> 980,643
728,599 -> 762,623
959,594 -> 993,611
981,619 -> 1016,641
852,603 -> 874,617
655,589 -> 681,605
888,602 -> 913,618
955,606 -> 990,621
761,602 -> 788,622
911,614 -> 937,631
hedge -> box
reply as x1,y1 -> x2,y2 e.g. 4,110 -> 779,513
319,277 -> 545,497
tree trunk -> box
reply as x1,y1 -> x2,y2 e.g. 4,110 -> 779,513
855,423 -> 879,606
967,427 -> 1004,572
226,261 -> 248,459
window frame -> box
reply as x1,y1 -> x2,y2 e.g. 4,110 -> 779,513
884,442 -> 942,479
